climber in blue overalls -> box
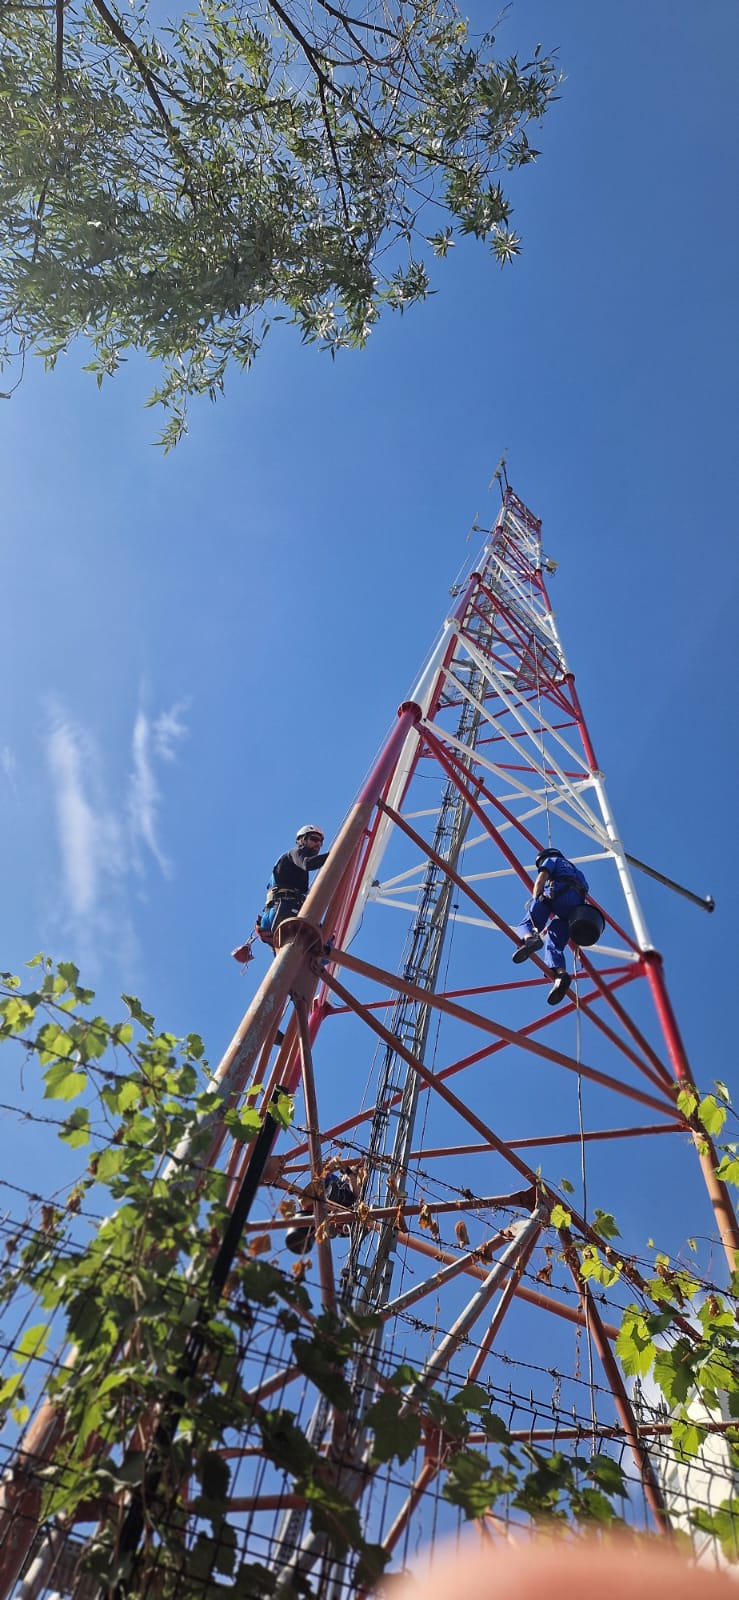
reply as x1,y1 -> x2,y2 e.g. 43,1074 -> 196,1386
512,848 -> 589,1006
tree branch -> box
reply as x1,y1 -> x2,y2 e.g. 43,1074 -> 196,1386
317,78 -> 351,227
54,0 -> 63,99
313,0 -> 395,40
267,0 -> 338,96
88,0 -> 194,185
266,0 -> 355,227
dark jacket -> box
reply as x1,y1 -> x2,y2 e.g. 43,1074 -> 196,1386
270,845 -> 329,905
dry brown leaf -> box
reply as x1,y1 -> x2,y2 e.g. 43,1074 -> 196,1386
419,1202 -> 440,1241
248,1233 -> 272,1257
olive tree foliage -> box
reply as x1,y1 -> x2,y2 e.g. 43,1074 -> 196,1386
0,0 -> 558,442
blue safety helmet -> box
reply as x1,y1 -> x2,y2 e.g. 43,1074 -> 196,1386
535,848 -> 563,870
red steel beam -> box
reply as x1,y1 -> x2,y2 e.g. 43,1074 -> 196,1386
328,946 -> 677,1119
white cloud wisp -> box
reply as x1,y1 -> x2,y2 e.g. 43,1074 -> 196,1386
45,699 -> 189,973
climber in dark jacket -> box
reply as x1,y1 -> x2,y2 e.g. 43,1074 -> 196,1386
258,824 -> 328,944
232,825 -> 328,964
512,848 -> 588,1006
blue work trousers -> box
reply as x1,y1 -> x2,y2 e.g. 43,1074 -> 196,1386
257,897 -> 301,947
516,889 -> 583,972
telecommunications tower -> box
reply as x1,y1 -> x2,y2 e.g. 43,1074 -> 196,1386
2,487 -> 736,1596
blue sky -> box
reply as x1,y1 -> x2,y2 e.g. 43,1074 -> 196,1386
2,0 -> 738,1251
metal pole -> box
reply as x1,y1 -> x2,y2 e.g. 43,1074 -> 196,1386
625,852 -> 714,912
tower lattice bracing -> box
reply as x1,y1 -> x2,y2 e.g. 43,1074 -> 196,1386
2,488 -> 737,1597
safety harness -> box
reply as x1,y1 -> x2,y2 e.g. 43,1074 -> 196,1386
265,886 -> 306,908
550,875 -> 587,899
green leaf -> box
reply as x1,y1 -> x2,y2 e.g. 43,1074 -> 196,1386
716,1154 -> 739,1188
354,1543 -> 391,1589
672,1419 -> 705,1462
291,1337 -> 353,1412
574,1486 -> 619,1525
587,1453 -> 626,1496
560,1177 -> 574,1194
225,1106 -> 263,1143
699,1095 -> 727,1137
60,1107 -> 91,1148
578,1244 -> 621,1289
443,1449 -> 509,1518
0,1373 -> 24,1404
453,1383 -> 490,1413
112,1021 -> 134,1046
592,1209 -> 621,1241
259,1410 -> 315,1476
615,1311 -> 656,1378
303,1477 -> 364,1553
692,1499 -> 739,1561
95,1147 -> 127,1183
677,1086 -> 698,1119
117,1080 -> 143,1113
233,1561 -> 277,1598
189,1529 -> 236,1580
122,994 -> 155,1031
427,230 -> 455,257
200,1449 -> 231,1507
37,1022 -> 74,1064
77,1018 -> 110,1060
365,1391 -> 421,1465
1,996 -> 36,1031
550,1204 -> 571,1229
479,1410 -> 512,1444
389,1363 -> 419,1387
43,1062 -> 87,1101
653,1340 -> 694,1405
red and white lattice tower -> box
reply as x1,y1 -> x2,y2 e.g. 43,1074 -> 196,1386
4,486 -> 737,1597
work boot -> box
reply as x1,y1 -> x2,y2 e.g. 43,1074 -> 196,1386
512,934 -> 543,964
547,971 -> 572,1006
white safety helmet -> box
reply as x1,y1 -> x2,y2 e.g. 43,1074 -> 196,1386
296,824 -> 324,844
